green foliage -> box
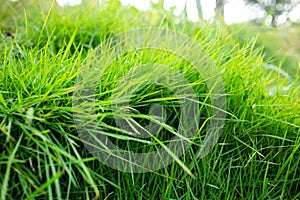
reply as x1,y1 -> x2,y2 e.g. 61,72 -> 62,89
0,1 -> 299,199
244,0 -> 300,26
230,22 -> 300,77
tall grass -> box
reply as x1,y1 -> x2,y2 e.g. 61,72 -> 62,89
0,1 -> 299,199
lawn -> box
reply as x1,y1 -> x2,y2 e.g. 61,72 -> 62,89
0,1 -> 299,199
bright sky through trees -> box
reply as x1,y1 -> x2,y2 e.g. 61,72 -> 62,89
56,0 -> 300,24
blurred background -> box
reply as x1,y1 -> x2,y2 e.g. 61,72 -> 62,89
54,0 -> 300,25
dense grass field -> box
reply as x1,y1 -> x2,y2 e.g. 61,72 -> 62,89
0,1 -> 299,199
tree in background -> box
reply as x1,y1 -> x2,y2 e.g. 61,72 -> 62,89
244,0 -> 300,26
215,0 -> 225,18
195,0 -> 203,19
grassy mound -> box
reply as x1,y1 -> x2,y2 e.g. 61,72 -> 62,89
0,1 -> 299,199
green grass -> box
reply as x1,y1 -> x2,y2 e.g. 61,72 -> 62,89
230,22 -> 300,77
0,1 -> 299,199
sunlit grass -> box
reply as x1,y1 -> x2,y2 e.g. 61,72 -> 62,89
0,1 -> 299,199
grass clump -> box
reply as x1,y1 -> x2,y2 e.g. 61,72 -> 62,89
0,1 -> 299,199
